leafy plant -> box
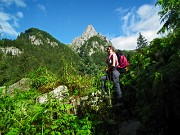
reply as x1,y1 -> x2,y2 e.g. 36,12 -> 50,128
0,88 -> 94,135
28,67 -> 60,93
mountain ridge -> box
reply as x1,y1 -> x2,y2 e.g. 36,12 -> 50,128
17,27 -> 63,46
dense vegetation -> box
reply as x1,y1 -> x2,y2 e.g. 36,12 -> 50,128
122,29 -> 180,134
78,35 -> 109,74
0,0 -> 180,134
0,38 -> 81,87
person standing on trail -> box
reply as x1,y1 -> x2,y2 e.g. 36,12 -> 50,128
100,46 -> 122,102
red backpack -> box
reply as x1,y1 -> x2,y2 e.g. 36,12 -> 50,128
118,55 -> 129,68
116,50 -> 129,73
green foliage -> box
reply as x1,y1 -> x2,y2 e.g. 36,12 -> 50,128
26,66 -> 97,97
0,32 -> 82,86
1,18 -> 180,134
17,28 -> 62,46
28,67 -> 60,93
61,72 -> 97,96
0,89 -> 93,134
120,29 -> 180,134
78,35 -> 110,75
156,0 -> 180,33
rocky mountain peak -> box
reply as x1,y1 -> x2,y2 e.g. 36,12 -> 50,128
83,25 -> 98,38
71,25 -> 98,47
70,25 -> 112,55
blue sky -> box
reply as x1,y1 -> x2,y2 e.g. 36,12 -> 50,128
0,0 -> 163,50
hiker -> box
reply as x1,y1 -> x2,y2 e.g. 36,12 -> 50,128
100,46 -> 122,103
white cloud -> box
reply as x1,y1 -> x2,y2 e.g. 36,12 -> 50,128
115,7 -> 128,15
1,0 -> 26,7
111,35 -> 137,50
0,18 -> 19,36
111,4 -> 163,50
0,0 -> 25,38
0,12 -> 10,21
0,12 -> 20,37
16,11 -> 23,18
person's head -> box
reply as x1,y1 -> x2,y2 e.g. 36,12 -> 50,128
107,46 -> 114,54
117,49 -> 123,55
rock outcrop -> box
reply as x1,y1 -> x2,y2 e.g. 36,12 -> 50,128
29,35 -> 58,46
37,85 -> 69,103
5,78 -> 32,95
1,46 -> 22,56
71,25 -> 98,47
70,24 -> 112,55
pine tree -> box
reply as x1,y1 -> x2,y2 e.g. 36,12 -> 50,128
137,33 -> 148,49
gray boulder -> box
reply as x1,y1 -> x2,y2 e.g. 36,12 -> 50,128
5,78 -> 32,95
37,85 -> 69,103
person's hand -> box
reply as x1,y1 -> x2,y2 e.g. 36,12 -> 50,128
106,68 -> 109,74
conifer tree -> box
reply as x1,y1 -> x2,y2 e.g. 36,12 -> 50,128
137,33 -> 148,49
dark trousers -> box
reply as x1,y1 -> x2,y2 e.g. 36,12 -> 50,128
100,70 -> 122,99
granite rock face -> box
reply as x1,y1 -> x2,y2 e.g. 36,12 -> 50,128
1,46 -> 22,56
2,78 -> 32,96
37,85 -> 69,103
71,25 -> 98,47
29,35 -> 58,46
